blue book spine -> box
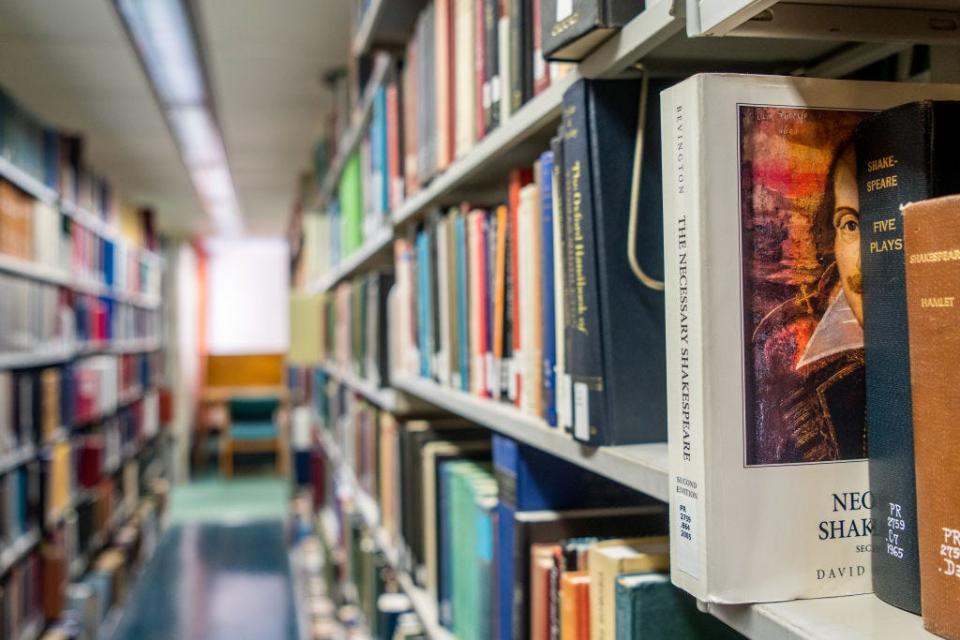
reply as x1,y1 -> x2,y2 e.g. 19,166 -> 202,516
375,88 -> 389,219
455,213 -> 470,391
539,150 -> 557,426
103,239 -> 115,288
416,229 -> 433,378
476,499 -> 495,640
438,461 -> 455,629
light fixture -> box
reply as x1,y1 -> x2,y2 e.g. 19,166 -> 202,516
115,0 -> 243,235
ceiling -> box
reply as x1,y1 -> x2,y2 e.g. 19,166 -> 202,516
0,0 -> 349,237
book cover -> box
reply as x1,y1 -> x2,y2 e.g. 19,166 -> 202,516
403,37 -> 420,195
508,0 -> 533,114
455,209 -> 471,391
614,572 -> 744,640
857,101 -> 960,614
498,7 -> 512,124
903,194 -> 960,640
588,537 -> 669,640
475,0 -> 488,141
483,0 -> 501,134
530,542 -> 559,640
541,0 -> 645,62
468,209 -> 491,397
386,81 -> 404,211
493,204 -> 510,400
436,0 -> 456,170
454,0 -> 477,159
339,153 -> 365,256
415,227 -> 434,379
494,435 -> 661,640
509,168 -> 533,402
518,181 -> 544,417
561,77 -> 669,446
560,570 -> 590,640
510,506 -> 667,640
421,439 -> 492,601
661,73 -> 960,603
539,150 -> 558,426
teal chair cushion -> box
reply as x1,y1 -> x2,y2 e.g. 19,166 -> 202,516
229,397 -> 280,421
230,421 -> 279,441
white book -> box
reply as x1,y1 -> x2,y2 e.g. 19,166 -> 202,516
661,73 -> 960,604
498,14 -> 512,126
454,0 -> 476,158
518,183 -> 543,417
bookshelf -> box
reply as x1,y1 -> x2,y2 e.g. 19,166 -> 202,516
320,360 -> 422,414
391,375 -> 670,501
293,1 -> 960,638
352,0 -> 425,57
0,528 -> 41,576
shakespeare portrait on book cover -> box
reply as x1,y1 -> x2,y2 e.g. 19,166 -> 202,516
740,105 -> 869,465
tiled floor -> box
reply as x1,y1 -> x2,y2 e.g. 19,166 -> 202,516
113,477 -> 299,640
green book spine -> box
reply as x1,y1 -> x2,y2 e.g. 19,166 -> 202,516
339,152 -> 364,255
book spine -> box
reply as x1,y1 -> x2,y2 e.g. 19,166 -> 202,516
493,205 -> 509,400
485,0 -> 501,133
539,151 -> 558,426
662,78 -> 708,599
561,82 -> 606,445
456,211 -> 471,391
903,195 -> 960,640
475,0 -> 488,141
858,103 -> 960,614
508,0 -> 531,114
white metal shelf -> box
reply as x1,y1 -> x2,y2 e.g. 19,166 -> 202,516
708,593 -> 934,640
390,375 -> 670,502
0,528 -> 41,576
317,54 -> 393,208
0,338 -> 161,371
0,444 -> 37,476
352,0 -> 424,57
321,361 -> 421,414
0,156 -> 58,204
307,226 -> 393,294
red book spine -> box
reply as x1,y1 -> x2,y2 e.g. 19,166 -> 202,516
474,0 -> 487,141
508,168 -> 532,404
533,0 -> 550,95
385,83 -> 403,212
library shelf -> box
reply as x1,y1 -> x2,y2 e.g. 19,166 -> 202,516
707,592 -> 935,640
60,200 -> 164,265
307,225 -> 393,294
390,375 -> 670,502
0,444 -> 37,475
0,156 -> 58,204
0,346 -> 77,370
384,538 -> 455,640
320,361 -> 424,415
352,0 -> 423,57
0,528 -> 41,576
317,54 -> 393,208
17,617 -> 44,640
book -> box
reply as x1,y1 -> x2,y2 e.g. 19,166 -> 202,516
530,542 -> 559,640
661,73 -> 960,603
541,0 -> 645,61
560,77 -> 669,446
421,439 -> 492,601
539,150 -> 558,426
587,537 -> 669,640
560,570 -> 590,640
903,194 -> 960,640
493,435 -> 655,640
856,100 -> 960,614
518,182 -> 543,416
339,153 -> 364,256
614,572 -> 743,640
436,0 -> 456,170
454,0 -> 477,158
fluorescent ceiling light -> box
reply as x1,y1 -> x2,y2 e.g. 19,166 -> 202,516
115,0 -> 244,235
168,106 -> 225,167
116,0 -> 205,106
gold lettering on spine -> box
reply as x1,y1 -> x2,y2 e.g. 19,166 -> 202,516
571,160 -> 588,334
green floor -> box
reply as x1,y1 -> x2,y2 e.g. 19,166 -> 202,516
168,475 -> 291,525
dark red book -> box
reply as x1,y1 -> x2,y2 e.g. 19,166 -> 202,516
386,82 -> 403,211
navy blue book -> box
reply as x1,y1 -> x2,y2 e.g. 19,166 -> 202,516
539,150 -> 558,427
492,435 -> 658,640
857,100 -> 960,614
560,78 -> 670,446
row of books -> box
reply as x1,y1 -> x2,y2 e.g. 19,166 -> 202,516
0,548 -> 41,640
0,355 -> 162,453
0,462 -> 37,550
329,273 -> 393,388
655,74 -> 960,639
388,75 -> 666,447
1,85 -> 162,247
0,177 -> 161,299
0,274 -> 162,355
304,373 -> 740,640
42,478 -> 168,639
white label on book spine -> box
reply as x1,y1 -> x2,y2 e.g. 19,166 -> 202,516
485,353 -> 495,396
507,357 -> 517,401
675,480 -> 700,578
556,0 -> 573,22
573,382 -> 589,441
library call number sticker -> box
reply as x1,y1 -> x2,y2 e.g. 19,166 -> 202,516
941,527 -> 960,577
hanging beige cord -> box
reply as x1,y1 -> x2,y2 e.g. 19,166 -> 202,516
627,66 -> 665,291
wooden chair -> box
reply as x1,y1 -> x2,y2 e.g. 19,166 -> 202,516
219,395 -> 290,477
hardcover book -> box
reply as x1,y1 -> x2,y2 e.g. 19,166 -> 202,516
541,0 -> 645,61
662,73 -> 960,603
588,537 -> 669,640
856,100 -> 960,614
903,194 -> 960,640
561,77 -> 669,446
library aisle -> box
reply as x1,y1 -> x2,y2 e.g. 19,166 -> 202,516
2,1 -> 960,640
